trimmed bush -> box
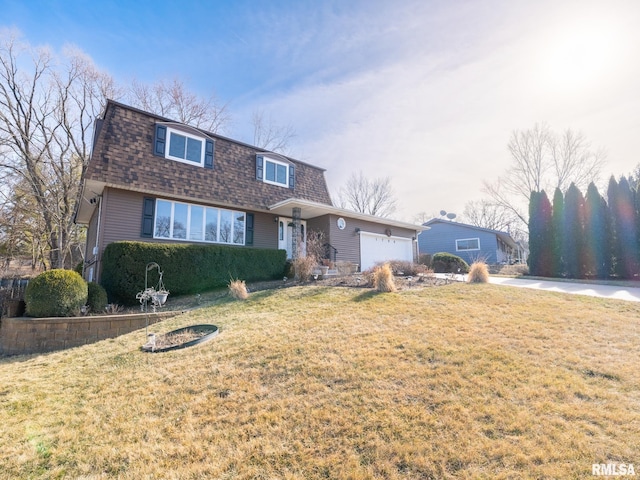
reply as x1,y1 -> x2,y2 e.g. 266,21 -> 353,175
25,269 -> 88,317
87,282 -> 108,313
101,242 -> 287,305
432,252 -> 470,274
467,261 -> 489,283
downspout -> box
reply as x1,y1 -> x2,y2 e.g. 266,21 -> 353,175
92,196 -> 103,282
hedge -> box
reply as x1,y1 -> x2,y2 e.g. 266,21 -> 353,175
101,241 -> 287,305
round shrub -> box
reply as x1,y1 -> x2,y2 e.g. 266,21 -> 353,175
25,269 -> 88,317
87,282 -> 108,313
432,252 -> 470,274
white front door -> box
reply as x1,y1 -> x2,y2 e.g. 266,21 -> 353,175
278,218 -> 306,259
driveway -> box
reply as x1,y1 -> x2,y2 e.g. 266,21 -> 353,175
488,276 -> 640,303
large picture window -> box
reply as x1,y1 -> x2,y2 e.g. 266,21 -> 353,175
456,237 -> 480,251
154,199 -> 245,245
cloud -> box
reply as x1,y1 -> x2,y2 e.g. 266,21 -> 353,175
231,0 -> 640,221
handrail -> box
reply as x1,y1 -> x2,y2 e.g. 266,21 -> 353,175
323,243 -> 338,263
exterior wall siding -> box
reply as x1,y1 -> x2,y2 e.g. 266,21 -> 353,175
418,222 -> 499,264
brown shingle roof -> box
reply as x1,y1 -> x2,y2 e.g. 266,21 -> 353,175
84,100 -> 333,210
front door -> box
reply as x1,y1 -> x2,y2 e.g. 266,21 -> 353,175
278,218 -> 306,259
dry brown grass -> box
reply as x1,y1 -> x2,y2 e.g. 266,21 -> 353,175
291,255 -> 317,282
1,283 -> 639,478
228,278 -> 249,300
468,261 -> 490,283
373,263 -> 397,292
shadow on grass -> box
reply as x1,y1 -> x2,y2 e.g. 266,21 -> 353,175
352,290 -> 384,302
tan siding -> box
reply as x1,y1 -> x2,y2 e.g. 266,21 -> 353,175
251,211 -> 278,249
101,188 -> 146,247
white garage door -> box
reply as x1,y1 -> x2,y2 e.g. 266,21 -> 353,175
360,231 -> 413,271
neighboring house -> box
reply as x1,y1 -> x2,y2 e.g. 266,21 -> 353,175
75,100 -> 426,281
418,218 -> 526,265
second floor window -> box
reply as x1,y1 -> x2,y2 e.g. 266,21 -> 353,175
256,154 -> 295,188
154,124 -> 214,169
168,131 -> 203,164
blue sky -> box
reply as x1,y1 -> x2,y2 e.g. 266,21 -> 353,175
2,0 -> 640,222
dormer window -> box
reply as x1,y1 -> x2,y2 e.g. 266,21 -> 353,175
154,124 -> 214,169
256,154 -> 295,188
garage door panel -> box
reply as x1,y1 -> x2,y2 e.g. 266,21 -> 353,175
360,232 -> 413,270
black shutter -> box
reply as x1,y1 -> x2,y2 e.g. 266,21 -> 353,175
141,197 -> 155,237
256,155 -> 264,180
154,125 -> 167,156
288,164 -> 295,189
204,139 -> 214,169
245,213 -> 254,245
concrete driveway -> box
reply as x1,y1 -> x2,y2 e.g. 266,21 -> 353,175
488,276 -> 640,303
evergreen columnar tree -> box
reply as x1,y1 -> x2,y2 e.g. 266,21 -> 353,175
528,190 -> 553,276
608,177 -> 636,278
613,177 -> 639,279
607,176 -> 622,277
584,182 -> 610,278
563,183 -> 586,278
551,187 -> 565,277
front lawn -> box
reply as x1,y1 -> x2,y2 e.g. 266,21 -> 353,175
1,283 -> 638,478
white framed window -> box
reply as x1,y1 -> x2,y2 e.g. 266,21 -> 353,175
256,154 -> 294,188
166,128 -> 205,166
154,199 -> 246,245
264,157 -> 289,187
456,237 -> 480,251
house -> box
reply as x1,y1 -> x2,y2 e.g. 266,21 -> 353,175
417,218 -> 526,265
75,100 -> 426,281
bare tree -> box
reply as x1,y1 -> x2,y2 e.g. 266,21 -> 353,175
337,171 -> 397,218
413,211 -> 433,225
0,35 -> 116,268
463,199 -> 526,240
484,123 -> 605,227
251,109 -> 296,153
127,78 -> 231,134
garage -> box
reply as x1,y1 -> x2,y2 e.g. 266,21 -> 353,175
359,231 -> 414,271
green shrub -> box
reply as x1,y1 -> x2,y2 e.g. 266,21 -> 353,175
86,282 -> 108,313
101,242 -> 287,305
25,269 -> 88,317
432,252 -> 469,274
